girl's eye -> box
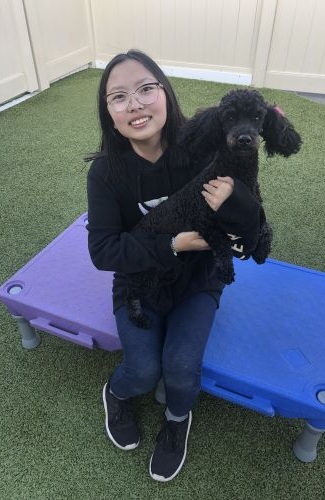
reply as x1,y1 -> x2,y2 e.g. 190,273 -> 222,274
139,85 -> 156,95
111,93 -> 127,103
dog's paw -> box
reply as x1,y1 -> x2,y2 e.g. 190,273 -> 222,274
252,222 -> 273,264
252,253 -> 267,265
215,265 -> 235,285
218,272 -> 235,285
126,298 -> 152,329
129,312 -> 152,329
213,253 -> 235,285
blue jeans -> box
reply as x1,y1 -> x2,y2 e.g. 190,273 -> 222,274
110,293 -> 217,416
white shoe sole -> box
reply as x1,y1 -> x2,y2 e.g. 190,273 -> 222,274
102,383 -> 140,451
149,411 -> 192,481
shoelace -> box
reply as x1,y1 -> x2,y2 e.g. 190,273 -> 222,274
156,420 -> 186,453
111,398 -> 134,425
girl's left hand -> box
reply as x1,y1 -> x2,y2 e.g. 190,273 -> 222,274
202,176 -> 234,212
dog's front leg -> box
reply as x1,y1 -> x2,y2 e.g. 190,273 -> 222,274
199,227 -> 235,284
252,221 -> 273,264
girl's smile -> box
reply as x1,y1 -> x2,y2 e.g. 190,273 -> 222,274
129,116 -> 151,127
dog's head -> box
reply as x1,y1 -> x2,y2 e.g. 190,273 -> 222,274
217,89 -> 268,157
177,89 -> 302,160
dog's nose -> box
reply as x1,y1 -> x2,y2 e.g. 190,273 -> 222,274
238,134 -> 252,146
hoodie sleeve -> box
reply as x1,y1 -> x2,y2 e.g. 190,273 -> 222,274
86,160 -> 183,274
214,178 -> 264,259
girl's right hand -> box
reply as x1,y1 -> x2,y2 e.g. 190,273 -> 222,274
173,231 -> 210,252
202,176 -> 234,211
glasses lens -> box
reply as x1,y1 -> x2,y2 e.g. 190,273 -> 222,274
136,84 -> 159,105
106,93 -> 128,112
106,83 -> 161,112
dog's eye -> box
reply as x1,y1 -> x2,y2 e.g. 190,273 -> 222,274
254,115 -> 261,121
227,115 -> 234,121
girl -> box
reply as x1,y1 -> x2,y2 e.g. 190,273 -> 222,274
86,50 -> 263,482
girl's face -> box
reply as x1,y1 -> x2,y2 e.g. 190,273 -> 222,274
105,59 -> 167,152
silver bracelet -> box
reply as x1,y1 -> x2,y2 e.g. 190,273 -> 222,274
171,236 -> 178,256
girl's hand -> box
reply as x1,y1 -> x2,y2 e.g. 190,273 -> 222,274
173,231 -> 210,252
172,177 -> 235,253
202,176 -> 234,212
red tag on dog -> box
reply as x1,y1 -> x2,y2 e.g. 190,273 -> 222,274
274,105 -> 285,116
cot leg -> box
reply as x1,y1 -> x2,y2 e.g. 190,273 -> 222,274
293,421 -> 325,462
155,377 -> 166,405
12,315 -> 41,350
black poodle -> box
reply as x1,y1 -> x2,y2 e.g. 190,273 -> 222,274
126,89 -> 302,327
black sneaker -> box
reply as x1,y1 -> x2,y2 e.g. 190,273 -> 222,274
102,383 -> 140,450
149,411 -> 192,481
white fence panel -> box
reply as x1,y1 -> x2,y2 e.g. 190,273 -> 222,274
264,0 -> 325,92
0,0 -> 38,104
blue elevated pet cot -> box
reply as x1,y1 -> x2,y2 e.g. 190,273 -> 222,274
1,213 -> 324,462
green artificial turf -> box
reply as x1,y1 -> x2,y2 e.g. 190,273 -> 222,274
0,69 -> 324,499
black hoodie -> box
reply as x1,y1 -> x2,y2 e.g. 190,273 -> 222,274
86,148 -> 264,314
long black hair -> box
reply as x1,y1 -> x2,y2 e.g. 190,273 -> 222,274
86,49 -> 186,183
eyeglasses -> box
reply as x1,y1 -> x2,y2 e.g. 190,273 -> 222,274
104,82 -> 164,112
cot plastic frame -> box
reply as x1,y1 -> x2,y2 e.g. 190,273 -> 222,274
1,213 -> 324,463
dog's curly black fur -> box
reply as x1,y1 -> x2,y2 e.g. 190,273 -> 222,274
126,89 -> 302,327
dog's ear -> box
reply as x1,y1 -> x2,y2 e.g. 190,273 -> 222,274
177,107 -> 222,160
261,105 -> 302,157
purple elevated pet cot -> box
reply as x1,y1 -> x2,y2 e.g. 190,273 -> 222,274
1,213 -> 325,463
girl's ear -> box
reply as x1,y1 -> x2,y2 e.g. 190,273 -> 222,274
177,107 -> 222,160
261,105 -> 302,157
